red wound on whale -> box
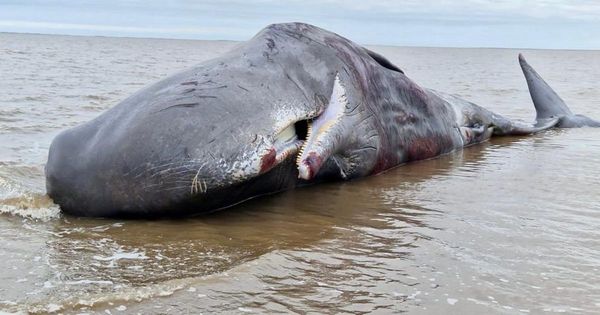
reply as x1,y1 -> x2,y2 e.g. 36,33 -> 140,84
259,148 -> 277,174
300,152 -> 323,180
407,138 -> 439,161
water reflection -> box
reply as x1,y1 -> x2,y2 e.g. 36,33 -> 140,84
23,136 -> 528,313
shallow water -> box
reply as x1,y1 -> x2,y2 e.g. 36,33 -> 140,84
1,33 -> 600,314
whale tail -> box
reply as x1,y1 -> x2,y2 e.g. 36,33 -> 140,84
519,54 -> 600,127
518,53 -> 573,121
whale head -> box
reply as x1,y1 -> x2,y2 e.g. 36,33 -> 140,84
45,23 -> 391,217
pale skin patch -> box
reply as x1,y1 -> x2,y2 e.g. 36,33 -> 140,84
191,167 -> 207,195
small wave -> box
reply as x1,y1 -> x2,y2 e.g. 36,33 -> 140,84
81,104 -> 109,111
0,194 -> 61,221
23,96 -> 48,102
85,95 -> 110,101
0,309 -> 27,315
0,117 -> 22,123
8,253 -> 267,314
64,280 -> 114,285
0,108 -> 25,115
4,49 -> 28,55
23,279 -> 186,314
92,249 -> 149,268
6,96 -> 48,102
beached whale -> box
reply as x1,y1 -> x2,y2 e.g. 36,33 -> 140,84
45,23 -> 600,217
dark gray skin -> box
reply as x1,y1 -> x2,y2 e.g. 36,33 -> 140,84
45,23 -> 597,218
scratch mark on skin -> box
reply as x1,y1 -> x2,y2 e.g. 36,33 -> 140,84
342,67 -> 351,78
161,186 -> 194,192
197,79 -> 216,86
164,168 -> 197,177
154,96 -> 218,113
270,58 -> 310,104
141,162 -> 188,178
197,85 -> 227,90
284,72 -> 311,103
353,146 -> 377,153
156,103 -> 202,113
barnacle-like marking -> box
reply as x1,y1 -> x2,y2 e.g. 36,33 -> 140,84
191,167 -> 207,195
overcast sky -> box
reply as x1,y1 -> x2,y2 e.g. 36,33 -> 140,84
1,0 -> 599,49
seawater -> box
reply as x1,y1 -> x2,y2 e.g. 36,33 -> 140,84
1,32 -> 600,314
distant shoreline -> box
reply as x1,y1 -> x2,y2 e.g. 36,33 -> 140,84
1,31 -> 597,52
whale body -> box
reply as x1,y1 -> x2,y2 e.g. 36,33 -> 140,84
45,23 -> 599,217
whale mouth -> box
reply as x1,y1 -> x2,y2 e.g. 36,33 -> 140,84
269,119 -> 313,172
270,109 -> 334,180
266,116 -> 317,178
270,73 -> 348,180
294,119 -> 310,142
296,74 -> 348,180
267,73 -> 348,180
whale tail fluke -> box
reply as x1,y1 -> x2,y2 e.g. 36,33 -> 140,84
519,54 -> 600,128
518,53 -> 573,121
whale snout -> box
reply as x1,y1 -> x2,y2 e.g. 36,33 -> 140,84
45,127 -> 110,216
45,119 -> 308,217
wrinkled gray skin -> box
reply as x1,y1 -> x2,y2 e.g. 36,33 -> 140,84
46,23 -> 598,217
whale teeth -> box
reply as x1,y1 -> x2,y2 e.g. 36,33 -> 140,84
296,146 -> 304,165
296,120 -> 313,167
306,120 -> 313,138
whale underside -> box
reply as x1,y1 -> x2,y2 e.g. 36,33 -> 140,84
45,23 -> 600,218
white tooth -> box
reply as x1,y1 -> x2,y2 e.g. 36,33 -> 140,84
296,149 -> 303,165
296,120 -> 313,168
